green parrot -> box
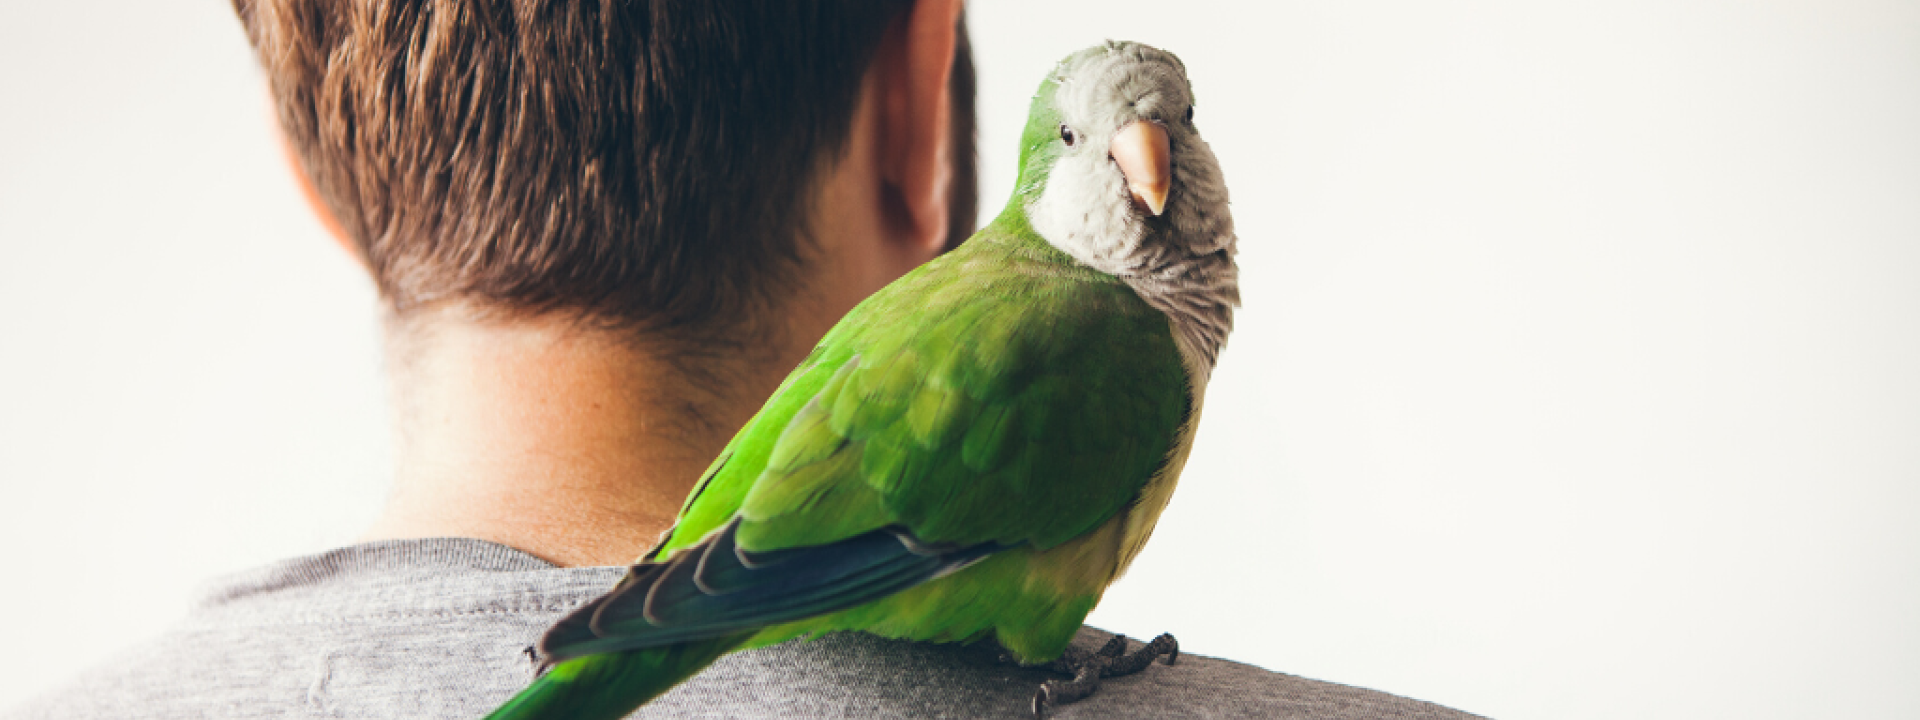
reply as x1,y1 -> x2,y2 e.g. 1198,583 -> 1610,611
484,39 -> 1238,720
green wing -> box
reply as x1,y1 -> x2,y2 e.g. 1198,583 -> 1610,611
552,211 -> 1191,664
668,214 -> 1186,556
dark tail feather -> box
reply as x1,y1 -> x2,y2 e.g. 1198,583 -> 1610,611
540,518 -> 1002,661
482,635 -> 750,720
485,519 -> 1002,719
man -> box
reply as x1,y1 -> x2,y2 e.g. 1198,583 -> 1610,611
8,2 -> 1478,717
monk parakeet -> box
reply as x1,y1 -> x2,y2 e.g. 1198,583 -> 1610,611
486,40 -> 1238,720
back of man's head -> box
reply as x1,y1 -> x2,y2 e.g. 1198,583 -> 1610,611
233,0 -> 975,342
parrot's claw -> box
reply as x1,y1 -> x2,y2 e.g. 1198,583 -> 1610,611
1030,633 -> 1179,718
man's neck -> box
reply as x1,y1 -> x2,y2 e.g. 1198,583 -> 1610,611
359,309 -> 809,567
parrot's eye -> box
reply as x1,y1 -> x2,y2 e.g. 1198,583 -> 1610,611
1059,124 -> 1078,147
1185,105 -> 1195,123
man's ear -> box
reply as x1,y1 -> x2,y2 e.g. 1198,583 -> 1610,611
880,0 -> 962,255
276,120 -> 363,268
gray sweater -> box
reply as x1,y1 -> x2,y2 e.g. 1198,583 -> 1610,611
5,539 -> 1482,719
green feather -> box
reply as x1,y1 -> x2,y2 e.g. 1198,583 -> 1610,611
703,209 -> 1186,555
483,637 -> 748,720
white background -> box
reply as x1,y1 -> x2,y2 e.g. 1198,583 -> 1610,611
2,2 -> 1915,718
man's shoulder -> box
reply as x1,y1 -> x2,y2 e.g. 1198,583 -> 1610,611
3,541 -> 1482,720
1056,629 -> 1483,720
4,538 -> 613,720
669,628 -> 1484,720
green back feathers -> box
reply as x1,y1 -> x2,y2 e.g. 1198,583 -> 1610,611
659,210 -> 1188,559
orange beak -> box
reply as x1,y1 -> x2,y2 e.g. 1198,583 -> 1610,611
1109,120 -> 1172,216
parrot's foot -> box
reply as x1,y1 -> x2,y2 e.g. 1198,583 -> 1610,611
1031,633 -> 1178,719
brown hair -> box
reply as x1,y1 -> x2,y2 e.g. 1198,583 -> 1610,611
233,1 -> 976,340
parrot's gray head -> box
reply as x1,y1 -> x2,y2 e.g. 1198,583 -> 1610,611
1027,41 -> 1239,372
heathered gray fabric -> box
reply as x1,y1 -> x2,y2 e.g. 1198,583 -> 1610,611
5,539 -> 1482,719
